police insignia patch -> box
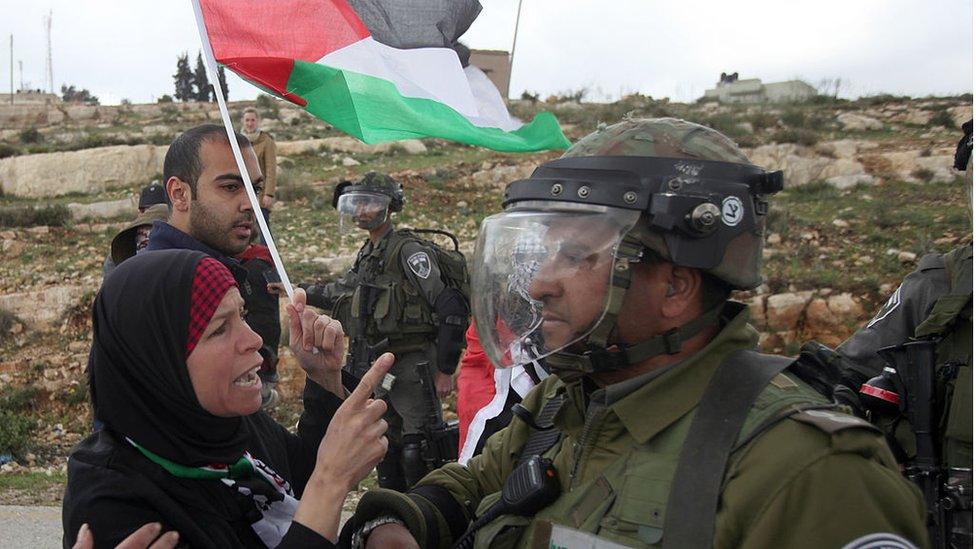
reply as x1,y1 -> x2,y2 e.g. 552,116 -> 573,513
407,251 -> 432,279
866,284 -> 903,329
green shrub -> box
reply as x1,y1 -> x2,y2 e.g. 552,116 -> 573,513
19,128 -> 43,144
0,204 -> 72,227
929,109 -> 956,129
771,128 -> 819,146
0,308 -> 20,335
0,142 -> 20,159
0,410 -> 34,456
911,167 -> 935,182
0,384 -> 40,413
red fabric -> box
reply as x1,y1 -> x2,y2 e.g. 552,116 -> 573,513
456,324 -> 496,453
219,57 -> 307,107
200,0 -> 369,62
186,258 -> 238,358
236,244 -> 273,264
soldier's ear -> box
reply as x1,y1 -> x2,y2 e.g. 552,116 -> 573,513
660,265 -> 701,319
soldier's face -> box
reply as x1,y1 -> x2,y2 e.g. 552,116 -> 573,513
189,141 -> 264,256
527,221 -> 616,350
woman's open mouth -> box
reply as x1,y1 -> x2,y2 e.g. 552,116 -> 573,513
233,366 -> 262,388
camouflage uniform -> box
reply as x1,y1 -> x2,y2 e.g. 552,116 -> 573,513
303,173 -> 468,491
341,119 -> 928,548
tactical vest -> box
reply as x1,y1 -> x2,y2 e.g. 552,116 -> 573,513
915,244 -> 973,469
349,230 -> 438,354
472,370 -> 842,548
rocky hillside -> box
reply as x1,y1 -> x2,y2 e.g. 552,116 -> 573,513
0,93 -> 971,502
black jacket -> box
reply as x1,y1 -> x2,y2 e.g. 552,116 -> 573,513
63,381 -> 343,548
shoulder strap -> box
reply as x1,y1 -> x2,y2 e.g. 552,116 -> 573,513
663,350 -> 792,549
516,394 -> 566,464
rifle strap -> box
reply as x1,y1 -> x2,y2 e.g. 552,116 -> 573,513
517,394 -> 566,465
663,349 -> 793,549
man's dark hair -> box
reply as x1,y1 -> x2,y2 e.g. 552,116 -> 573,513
163,124 -> 251,197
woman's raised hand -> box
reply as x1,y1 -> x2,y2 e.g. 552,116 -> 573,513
315,353 -> 394,491
286,287 -> 346,394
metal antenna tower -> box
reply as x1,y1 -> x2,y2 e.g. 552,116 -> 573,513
44,10 -> 53,94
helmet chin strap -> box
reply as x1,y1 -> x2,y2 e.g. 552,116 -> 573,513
545,232 -> 725,382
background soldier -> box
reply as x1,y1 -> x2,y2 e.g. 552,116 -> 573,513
301,172 -> 469,491
833,118 -> 973,549
342,118 -> 927,549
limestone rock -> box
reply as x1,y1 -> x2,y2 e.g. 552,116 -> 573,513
0,145 -> 166,198
837,113 -> 883,131
341,157 -> 361,167
1,239 -> 25,258
815,139 -> 859,159
276,137 -> 428,157
67,197 -> 138,221
765,291 -> 813,331
898,251 -> 918,263
747,296 -> 766,329
826,174 -> 876,189
948,106 -> 973,129
0,285 -> 92,329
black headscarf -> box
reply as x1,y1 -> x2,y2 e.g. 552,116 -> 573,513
89,249 -> 249,466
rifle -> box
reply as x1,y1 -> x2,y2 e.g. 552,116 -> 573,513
878,340 -> 949,549
415,360 -> 459,471
344,281 -> 392,391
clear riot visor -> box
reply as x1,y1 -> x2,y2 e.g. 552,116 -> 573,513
472,202 -> 641,369
336,192 -> 391,236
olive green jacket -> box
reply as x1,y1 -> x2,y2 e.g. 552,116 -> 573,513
347,304 -> 928,548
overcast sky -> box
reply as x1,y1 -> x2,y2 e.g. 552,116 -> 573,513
1,0 -> 972,106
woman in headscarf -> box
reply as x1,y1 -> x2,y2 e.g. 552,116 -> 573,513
63,249 -> 393,548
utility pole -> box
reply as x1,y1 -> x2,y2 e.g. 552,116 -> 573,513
8,34 -> 12,105
45,10 -> 54,94
18,60 -> 23,91
507,0 -> 524,99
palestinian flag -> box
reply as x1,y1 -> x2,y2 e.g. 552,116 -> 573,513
195,0 -> 570,152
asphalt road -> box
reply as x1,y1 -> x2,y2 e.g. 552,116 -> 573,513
0,506 -> 62,548
0,506 -> 356,548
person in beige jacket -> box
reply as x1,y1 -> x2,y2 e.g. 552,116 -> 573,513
241,107 -> 277,241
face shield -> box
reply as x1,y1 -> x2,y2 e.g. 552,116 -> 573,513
471,201 -> 641,369
336,192 -> 391,236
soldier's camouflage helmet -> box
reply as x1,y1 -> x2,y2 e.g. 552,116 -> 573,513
332,171 -> 404,212
562,117 -> 763,289
471,117 -> 783,370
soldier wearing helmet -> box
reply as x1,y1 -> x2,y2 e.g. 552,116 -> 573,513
300,172 -> 470,492
342,119 -> 927,549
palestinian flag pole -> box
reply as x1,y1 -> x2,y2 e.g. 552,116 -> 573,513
193,0 -> 569,152
190,0 -> 296,300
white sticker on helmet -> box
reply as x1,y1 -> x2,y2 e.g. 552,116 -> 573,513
721,196 -> 744,226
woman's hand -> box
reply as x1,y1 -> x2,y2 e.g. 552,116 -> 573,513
73,523 -> 179,549
314,352 -> 393,491
293,354 -> 395,542
286,288 -> 345,395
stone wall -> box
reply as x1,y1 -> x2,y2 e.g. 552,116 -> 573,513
0,144 -> 166,198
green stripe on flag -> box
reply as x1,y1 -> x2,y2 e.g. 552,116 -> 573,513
287,60 -> 570,153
